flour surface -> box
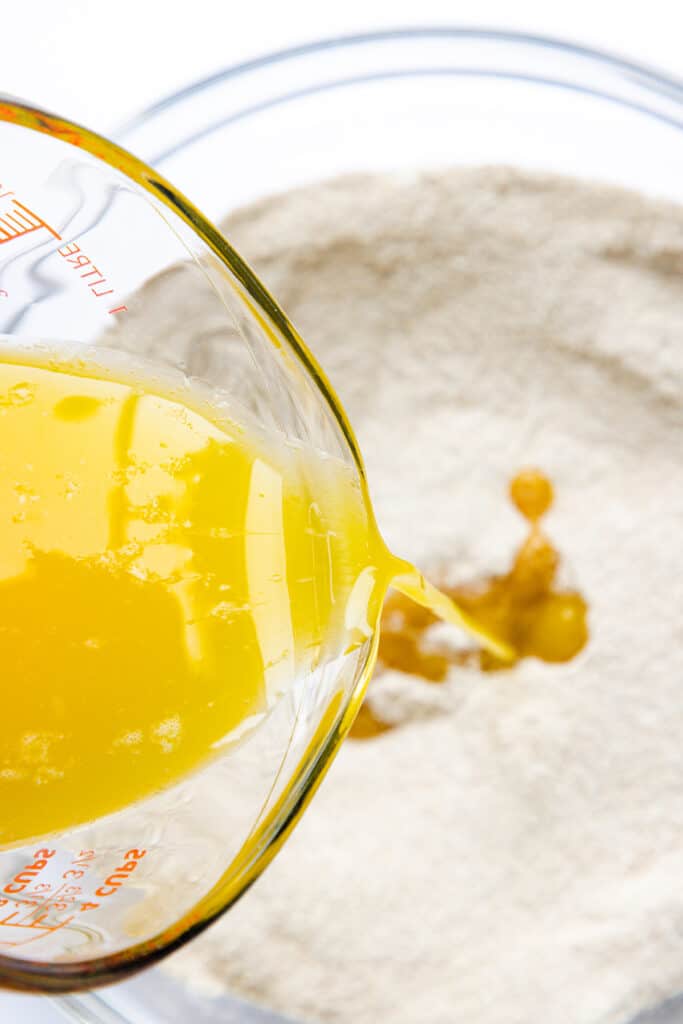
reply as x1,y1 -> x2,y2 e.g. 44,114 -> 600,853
162,169 -> 683,1024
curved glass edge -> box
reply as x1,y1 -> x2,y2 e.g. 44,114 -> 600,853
123,26 -> 683,129
0,634 -> 379,994
104,30 -> 683,1024
118,27 -> 683,165
0,96 -> 372,991
0,98 -> 366,483
4,29 -> 683,1011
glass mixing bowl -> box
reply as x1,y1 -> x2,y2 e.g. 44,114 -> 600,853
43,26 -> 683,1024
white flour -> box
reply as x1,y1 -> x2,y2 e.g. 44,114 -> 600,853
162,169 -> 683,1024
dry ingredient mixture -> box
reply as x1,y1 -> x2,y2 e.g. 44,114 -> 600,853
161,169 -> 683,1024
353,467 -> 588,739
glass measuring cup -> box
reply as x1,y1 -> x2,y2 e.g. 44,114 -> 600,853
0,97 -> 382,993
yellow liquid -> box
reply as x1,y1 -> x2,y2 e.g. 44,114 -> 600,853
0,351 -> 510,848
352,469 -> 589,739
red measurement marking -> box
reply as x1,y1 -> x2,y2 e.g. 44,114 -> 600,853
0,879 -> 76,948
57,240 -> 115,300
2,848 -> 56,896
0,911 -> 73,949
0,180 -> 126,312
94,847 -> 146,898
0,846 -> 146,946
0,198 -> 61,245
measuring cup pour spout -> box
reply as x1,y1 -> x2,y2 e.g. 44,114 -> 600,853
0,98 -> 379,993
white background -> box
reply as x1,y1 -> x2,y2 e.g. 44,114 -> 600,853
1,1 -> 681,1021
2,0 -> 682,134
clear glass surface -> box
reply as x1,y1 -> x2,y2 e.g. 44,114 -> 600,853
0,97 -> 374,993
121,27 -> 683,211
81,27 -> 682,1024
4,26 -> 683,1024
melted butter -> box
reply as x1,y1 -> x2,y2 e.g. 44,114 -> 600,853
0,352 -> 389,845
0,349 -> 510,846
351,469 -> 589,740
